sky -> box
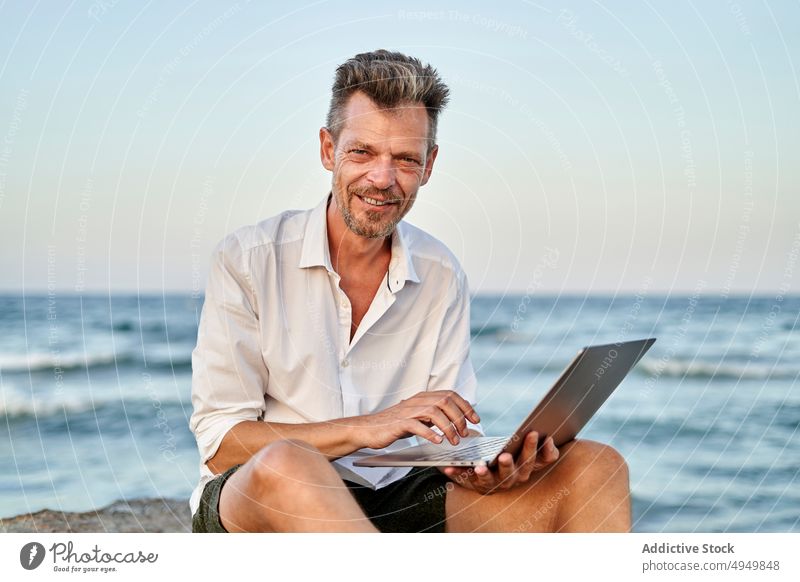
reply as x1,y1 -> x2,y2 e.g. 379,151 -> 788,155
1,0 -> 798,295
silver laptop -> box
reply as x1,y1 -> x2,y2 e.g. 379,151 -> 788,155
354,337 -> 656,468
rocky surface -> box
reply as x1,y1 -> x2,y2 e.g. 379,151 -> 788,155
0,498 -> 191,533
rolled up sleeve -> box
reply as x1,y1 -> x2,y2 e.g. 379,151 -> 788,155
427,270 -> 483,435
189,234 -> 269,465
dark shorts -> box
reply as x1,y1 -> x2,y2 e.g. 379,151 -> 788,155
192,464 -> 451,533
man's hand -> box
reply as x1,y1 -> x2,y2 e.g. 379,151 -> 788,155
349,390 -> 480,450
442,431 -> 560,495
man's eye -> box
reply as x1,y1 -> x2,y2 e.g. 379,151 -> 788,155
403,157 -> 420,165
350,149 -> 368,155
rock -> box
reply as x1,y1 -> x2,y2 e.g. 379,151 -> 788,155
0,498 -> 190,533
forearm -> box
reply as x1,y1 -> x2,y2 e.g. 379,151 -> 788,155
206,417 -> 366,475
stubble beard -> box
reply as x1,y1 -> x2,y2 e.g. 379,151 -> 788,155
338,184 -> 409,239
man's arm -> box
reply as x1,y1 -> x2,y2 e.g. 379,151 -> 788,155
190,234 -> 271,476
208,390 -> 481,474
206,418 -> 358,474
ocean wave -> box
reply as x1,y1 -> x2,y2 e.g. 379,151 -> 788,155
0,385 -> 189,419
637,358 -> 799,380
145,354 -> 192,371
0,349 -> 193,374
0,351 -> 134,373
111,320 -> 136,332
110,320 -> 173,334
470,324 -> 508,338
474,359 -> 567,377
470,324 -> 538,344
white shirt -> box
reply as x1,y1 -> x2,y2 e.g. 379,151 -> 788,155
189,193 -> 482,516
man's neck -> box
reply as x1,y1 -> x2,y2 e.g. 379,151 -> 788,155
326,194 -> 391,276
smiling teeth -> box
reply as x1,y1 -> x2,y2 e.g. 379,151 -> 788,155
362,196 -> 393,206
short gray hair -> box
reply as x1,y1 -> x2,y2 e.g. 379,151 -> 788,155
325,49 -> 450,150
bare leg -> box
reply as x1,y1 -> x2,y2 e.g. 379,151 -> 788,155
218,439 -> 378,532
445,440 -> 632,532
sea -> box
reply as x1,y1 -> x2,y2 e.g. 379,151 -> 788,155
1,292 -> 798,532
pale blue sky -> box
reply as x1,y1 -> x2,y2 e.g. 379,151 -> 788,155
1,0 -> 798,294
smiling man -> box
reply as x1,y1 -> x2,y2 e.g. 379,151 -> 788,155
189,49 -> 632,533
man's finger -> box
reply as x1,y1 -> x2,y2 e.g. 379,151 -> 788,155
443,466 -> 471,486
442,466 -> 459,479
422,407 -> 461,445
495,453 -> 517,489
435,396 -> 471,438
426,390 -> 480,425
535,436 -> 559,469
516,431 -> 541,480
472,464 -> 496,492
404,419 -> 443,445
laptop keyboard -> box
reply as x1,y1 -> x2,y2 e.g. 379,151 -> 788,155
417,436 -> 510,462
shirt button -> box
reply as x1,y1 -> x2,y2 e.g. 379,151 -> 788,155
341,359 -> 349,368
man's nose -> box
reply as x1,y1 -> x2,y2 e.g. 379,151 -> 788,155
366,157 -> 396,190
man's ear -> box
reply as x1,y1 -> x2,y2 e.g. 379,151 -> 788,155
420,144 -> 439,186
320,127 -> 336,171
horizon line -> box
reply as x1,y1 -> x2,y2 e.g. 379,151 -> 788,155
2,289 -> 795,299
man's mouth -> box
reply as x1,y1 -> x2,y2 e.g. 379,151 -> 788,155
357,195 -> 399,207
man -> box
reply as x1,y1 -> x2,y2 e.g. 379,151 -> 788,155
189,49 -> 631,533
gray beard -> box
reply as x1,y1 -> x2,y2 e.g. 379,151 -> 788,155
339,190 -> 402,239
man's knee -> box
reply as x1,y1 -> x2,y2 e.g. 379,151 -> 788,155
248,439 -> 325,492
560,439 -> 629,484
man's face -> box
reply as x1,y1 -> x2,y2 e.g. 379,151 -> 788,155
320,91 -> 438,239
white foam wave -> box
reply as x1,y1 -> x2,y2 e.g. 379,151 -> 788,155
0,351 -> 129,373
637,358 -> 799,380
0,383 -> 188,419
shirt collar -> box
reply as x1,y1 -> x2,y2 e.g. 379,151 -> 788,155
387,218 -> 420,292
298,193 -> 335,271
298,193 -> 420,293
